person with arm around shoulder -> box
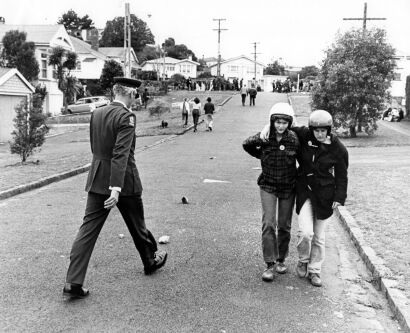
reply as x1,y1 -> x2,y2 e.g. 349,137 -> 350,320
260,106 -> 349,287
63,77 -> 168,299
243,103 -> 299,282
240,84 -> 248,106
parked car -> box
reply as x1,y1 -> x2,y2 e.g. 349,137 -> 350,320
67,96 -> 110,114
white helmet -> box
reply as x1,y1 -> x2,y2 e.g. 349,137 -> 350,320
309,110 -> 333,128
269,103 -> 294,124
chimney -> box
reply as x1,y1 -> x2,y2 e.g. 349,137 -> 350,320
0,17 -> 5,24
88,28 -> 99,51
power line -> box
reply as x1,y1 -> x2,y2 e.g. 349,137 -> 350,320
213,18 -> 227,78
343,2 -> 386,31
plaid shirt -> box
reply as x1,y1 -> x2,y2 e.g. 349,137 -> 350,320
243,130 -> 299,198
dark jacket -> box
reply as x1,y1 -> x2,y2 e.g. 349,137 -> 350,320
85,102 -> 143,196
243,129 -> 299,198
292,126 -> 348,219
204,102 -> 215,115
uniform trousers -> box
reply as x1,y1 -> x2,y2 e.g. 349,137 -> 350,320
66,192 -> 158,285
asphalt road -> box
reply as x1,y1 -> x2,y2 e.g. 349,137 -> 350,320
0,92 -> 402,332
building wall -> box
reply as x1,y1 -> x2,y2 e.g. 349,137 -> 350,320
72,56 -> 105,80
0,94 -> 28,142
390,55 -> 410,105
142,61 -> 197,78
210,58 -> 264,84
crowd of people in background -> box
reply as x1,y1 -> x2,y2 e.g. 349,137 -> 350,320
382,107 -> 404,122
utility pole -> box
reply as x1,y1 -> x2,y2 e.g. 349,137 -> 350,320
251,42 -> 260,84
343,2 -> 386,31
123,3 -> 131,78
213,18 -> 227,78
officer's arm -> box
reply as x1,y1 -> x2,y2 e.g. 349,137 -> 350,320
110,113 -> 135,190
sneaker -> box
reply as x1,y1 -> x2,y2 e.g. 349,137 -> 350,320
262,263 -> 275,282
275,262 -> 287,274
309,273 -> 322,287
209,127 -> 212,132
296,262 -> 308,278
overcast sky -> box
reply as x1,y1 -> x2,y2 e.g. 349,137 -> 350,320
3,0 -> 410,67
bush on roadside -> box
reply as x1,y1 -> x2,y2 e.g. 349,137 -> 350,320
148,100 -> 170,118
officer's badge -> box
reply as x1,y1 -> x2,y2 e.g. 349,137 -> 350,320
129,117 -> 135,127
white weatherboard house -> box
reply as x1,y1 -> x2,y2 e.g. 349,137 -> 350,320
390,51 -> 410,112
69,36 -> 108,80
0,24 -> 75,116
141,56 -> 199,79
210,55 -> 265,87
0,68 -> 35,143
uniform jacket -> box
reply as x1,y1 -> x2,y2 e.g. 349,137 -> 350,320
85,101 -> 143,196
243,129 -> 299,199
292,126 -> 348,219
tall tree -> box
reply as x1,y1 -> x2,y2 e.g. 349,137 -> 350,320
9,93 -> 49,163
100,14 -> 154,53
162,37 -> 197,61
57,9 -> 94,37
264,60 -> 285,75
1,30 -> 39,82
311,28 -> 395,137
48,47 -> 78,111
100,59 -> 124,99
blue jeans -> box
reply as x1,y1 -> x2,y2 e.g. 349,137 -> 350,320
260,189 -> 295,263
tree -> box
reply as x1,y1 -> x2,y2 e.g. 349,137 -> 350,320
137,45 -> 159,63
57,9 -> 94,37
264,60 -> 285,75
299,65 -> 319,79
9,93 -> 49,163
1,30 -> 39,82
311,28 -> 395,137
100,59 -> 124,98
100,14 -> 154,53
161,37 -> 197,61
48,46 -> 78,111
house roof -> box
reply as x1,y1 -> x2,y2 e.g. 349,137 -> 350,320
99,47 -> 139,64
69,36 -> 107,61
142,56 -> 200,66
0,67 -> 35,92
209,55 -> 265,68
0,24 -> 65,45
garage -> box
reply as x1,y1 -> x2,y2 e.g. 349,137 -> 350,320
0,68 -> 35,143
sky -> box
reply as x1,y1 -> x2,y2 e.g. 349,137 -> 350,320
3,0 -> 410,67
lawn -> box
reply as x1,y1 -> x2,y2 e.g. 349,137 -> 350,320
47,91 -> 235,137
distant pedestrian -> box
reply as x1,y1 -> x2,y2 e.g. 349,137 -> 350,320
63,77 -> 167,299
181,98 -> 190,127
243,103 -> 299,282
240,85 -> 248,106
248,84 -> 257,106
142,88 -> 149,109
192,97 -> 201,132
204,97 -> 215,131
398,108 -> 404,122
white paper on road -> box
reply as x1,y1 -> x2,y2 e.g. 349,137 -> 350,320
252,167 -> 262,170
203,179 -> 231,183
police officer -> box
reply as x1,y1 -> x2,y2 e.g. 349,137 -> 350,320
63,77 -> 167,298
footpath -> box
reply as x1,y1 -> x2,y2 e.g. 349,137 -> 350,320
0,92 -> 407,332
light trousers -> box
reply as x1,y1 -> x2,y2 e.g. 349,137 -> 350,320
205,114 -> 213,129
296,199 -> 331,275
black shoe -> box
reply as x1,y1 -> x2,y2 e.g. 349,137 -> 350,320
63,284 -> 89,298
209,127 -> 212,131
144,250 -> 168,275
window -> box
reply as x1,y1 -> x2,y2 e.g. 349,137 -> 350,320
76,61 -> 82,70
393,73 -> 401,81
229,65 -> 239,72
40,51 -> 48,79
166,65 -> 175,71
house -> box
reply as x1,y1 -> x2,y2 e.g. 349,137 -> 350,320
140,56 -> 200,79
209,55 -> 265,87
203,57 -> 221,68
99,47 -> 140,76
390,51 -> 410,111
69,36 -> 108,80
0,24 -> 75,116
0,68 -> 35,143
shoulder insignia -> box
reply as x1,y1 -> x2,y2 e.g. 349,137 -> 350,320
129,116 -> 135,127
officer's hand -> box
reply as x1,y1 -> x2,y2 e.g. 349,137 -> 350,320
332,201 -> 341,209
104,190 -> 119,209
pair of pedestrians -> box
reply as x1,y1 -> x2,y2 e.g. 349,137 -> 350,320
240,84 -> 258,106
181,97 -> 215,132
243,103 -> 348,287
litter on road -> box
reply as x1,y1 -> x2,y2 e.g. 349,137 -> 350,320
203,179 -> 231,183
